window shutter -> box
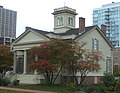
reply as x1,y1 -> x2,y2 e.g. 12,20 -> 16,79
97,40 -> 99,50
92,38 -> 94,50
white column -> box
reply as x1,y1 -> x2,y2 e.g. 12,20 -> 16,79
23,50 -> 27,74
94,76 -> 98,84
34,70 -> 38,75
13,51 -> 16,73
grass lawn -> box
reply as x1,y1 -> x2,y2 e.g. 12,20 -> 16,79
11,85 -> 71,93
10,84 -> 118,93
0,89 -> 30,93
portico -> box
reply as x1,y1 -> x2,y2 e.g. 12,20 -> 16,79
11,28 -> 50,84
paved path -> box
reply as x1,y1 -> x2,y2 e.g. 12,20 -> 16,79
0,86 -> 56,93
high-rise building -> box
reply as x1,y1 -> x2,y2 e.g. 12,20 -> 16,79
0,6 -> 17,45
93,2 -> 120,47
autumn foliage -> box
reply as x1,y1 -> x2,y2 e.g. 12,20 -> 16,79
0,45 -> 13,73
29,39 -> 74,85
76,62 -> 100,72
76,50 -> 101,71
69,42 -> 102,86
29,39 -> 102,86
29,60 -> 58,73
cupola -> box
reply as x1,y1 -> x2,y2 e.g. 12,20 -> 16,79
52,6 -> 78,33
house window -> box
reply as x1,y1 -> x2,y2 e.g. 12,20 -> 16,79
106,57 -> 112,73
68,17 -> 73,26
114,64 -> 119,71
113,63 -> 119,74
92,38 -> 99,50
57,17 -> 63,26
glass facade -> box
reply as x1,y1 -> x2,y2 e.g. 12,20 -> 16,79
0,6 -> 17,45
93,2 -> 120,47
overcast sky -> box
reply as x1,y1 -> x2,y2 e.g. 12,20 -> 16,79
1,0 -> 120,37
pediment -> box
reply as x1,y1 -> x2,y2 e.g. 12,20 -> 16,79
74,27 -> 113,48
13,30 -> 49,45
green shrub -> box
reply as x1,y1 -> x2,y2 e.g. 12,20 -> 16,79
0,76 -> 3,86
85,87 -> 105,93
0,76 -> 10,86
115,80 -> 120,92
102,72 -> 117,91
75,84 -> 87,92
67,82 -> 76,92
12,80 -> 20,86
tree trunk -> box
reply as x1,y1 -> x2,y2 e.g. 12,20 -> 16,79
53,65 -> 63,84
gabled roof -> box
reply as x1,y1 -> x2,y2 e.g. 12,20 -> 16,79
74,25 -> 113,48
74,26 -> 98,39
57,25 -> 96,36
12,27 -> 50,45
27,27 -> 49,35
12,25 -> 113,48
19,26 -> 96,37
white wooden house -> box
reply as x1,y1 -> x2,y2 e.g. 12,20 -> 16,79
11,6 -> 113,84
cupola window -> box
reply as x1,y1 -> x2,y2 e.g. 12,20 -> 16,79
57,17 -> 60,25
57,17 -> 63,26
68,17 -> 73,26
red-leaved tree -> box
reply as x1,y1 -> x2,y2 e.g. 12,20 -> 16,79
29,39 -> 75,85
29,60 -> 58,85
68,42 -> 102,86
0,45 -> 13,73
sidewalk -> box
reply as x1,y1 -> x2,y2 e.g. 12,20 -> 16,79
0,86 -> 57,93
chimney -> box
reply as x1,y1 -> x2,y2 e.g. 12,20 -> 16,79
0,6 -> 3,8
79,17 -> 85,31
26,26 -> 30,31
101,24 -> 106,35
